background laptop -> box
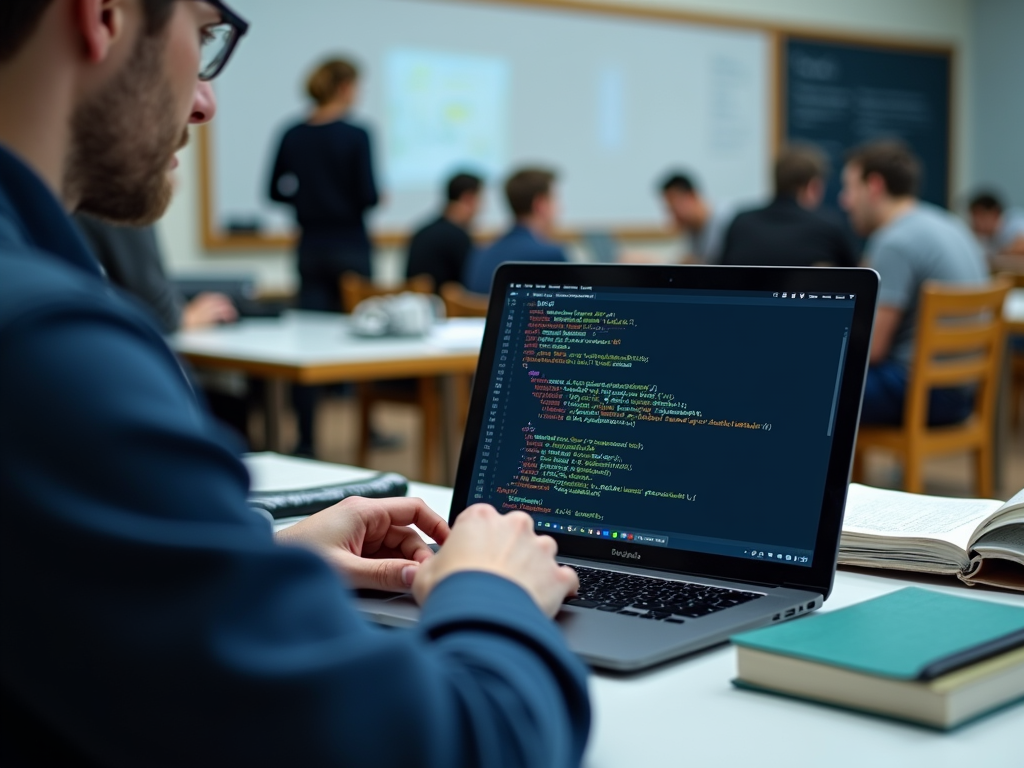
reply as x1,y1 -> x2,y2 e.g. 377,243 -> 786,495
358,263 -> 878,671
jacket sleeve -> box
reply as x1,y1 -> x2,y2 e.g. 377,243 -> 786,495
0,289 -> 590,768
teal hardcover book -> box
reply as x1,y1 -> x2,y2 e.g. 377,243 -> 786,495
731,588 -> 1024,729
732,587 -> 1024,679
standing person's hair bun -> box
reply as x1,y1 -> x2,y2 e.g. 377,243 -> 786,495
306,58 -> 359,106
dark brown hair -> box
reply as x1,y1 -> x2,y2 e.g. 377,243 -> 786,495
774,144 -> 828,197
1,0 -> 174,62
968,191 -> 1003,213
505,168 -> 556,218
306,58 -> 359,106
659,172 -> 697,195
845,140 -> 921,198
447,172 -> 483,202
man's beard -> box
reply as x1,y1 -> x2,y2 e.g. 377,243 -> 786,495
66,30 -> 185,226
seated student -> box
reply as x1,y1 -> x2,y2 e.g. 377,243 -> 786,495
74,214 -> 237,333
74,213 -> 259,443
839,140 -> 989,426
658,171 -> 733,264
721,145 -> 857,268
406,172 -> 482,290
463,167 -> 567,294
0,2 -> 589,766
967,190 -> 1024,262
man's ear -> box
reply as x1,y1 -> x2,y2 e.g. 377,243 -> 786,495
74,0 -> 126,64
865,171 -> 888,199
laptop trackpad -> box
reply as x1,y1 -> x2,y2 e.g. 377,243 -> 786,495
355,590 -> 422,627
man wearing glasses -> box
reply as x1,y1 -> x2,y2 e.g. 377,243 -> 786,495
0,2 -> 590,765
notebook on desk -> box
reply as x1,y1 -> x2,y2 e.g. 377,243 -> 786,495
357,263 -> 879,671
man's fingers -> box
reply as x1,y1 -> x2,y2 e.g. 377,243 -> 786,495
381,525 -> 435,563
359,497 -> 451,545
558,565 -> 580,596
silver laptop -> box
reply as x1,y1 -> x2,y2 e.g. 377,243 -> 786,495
357,263 -> 879,671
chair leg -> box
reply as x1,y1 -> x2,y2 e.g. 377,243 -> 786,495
903,445 -> 923,494
418,377 -> 440,483
357,382 -> 373,468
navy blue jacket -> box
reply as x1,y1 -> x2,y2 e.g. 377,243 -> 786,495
463,225 -> 568,294
0,143 -> 589,767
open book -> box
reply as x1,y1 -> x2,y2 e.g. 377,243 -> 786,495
841,484 -> 1024,592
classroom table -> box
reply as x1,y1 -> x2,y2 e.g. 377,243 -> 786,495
171,311 -> 484,456
246,452 -> 1023,768
1007,287 -> 1024,334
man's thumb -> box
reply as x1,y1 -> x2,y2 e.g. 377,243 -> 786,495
349,558 -> 419,592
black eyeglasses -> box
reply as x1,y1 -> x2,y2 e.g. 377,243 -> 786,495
193,0 -> 250,81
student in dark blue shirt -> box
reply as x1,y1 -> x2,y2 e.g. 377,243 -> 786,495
464,167 -> 569,294
0,3 -> 589,766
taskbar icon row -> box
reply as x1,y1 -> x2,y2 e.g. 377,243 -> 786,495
536,519 -> 639,542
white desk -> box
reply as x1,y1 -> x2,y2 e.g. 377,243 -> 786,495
246,452 -> 1023,768
1007,287 -> 1024,332
172,311 -> 484,452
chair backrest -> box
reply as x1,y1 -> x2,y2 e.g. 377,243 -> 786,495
904,277 -> 1012,429
340,272 -> 435,313
440,281 -> 489,317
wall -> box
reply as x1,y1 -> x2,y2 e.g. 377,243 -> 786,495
969,0 -> 1024,208
157,0 -> 975,291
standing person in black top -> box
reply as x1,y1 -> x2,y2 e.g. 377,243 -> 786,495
406,172 -> 483,290
269,57 -> 379,310
268,58 -> 379,456
721,144 -> 857,268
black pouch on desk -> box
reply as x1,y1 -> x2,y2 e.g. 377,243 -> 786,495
248,472 -> 409,519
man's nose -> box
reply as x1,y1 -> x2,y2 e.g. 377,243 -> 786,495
190,81 -> 217,124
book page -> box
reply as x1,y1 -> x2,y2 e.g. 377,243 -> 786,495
972,525 -> 1024,567
969,489 -> 1024,550
844,484 -> 1002,551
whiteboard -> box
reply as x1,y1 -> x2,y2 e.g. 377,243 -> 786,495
209,0 -> 772,239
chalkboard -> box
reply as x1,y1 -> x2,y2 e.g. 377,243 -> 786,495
782,36 -> 952,211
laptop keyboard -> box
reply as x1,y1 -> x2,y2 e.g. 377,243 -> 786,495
565,566 -> 763,623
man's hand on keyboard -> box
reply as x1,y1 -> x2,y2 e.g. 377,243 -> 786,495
275,496 -> 450,592
412,505 -> 579,617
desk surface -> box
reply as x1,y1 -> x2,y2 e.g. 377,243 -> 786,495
172,312 -> 484,383
1007,287 -> 1024,332
246,453 -> 1023,768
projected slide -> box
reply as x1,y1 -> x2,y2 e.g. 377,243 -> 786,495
384,49 -> 510,188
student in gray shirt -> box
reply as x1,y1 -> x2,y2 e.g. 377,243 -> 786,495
840,141 -> 989,426
658,171 -> 733,264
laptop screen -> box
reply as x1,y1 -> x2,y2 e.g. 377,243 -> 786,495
461,276 -> 862,571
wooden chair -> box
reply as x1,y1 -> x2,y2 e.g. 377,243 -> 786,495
440,282 -> 489,318
339,272 -> 438,480
439,282 -> 489,435
1008,273 -> 1024,430
854,277 -> 1011,498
